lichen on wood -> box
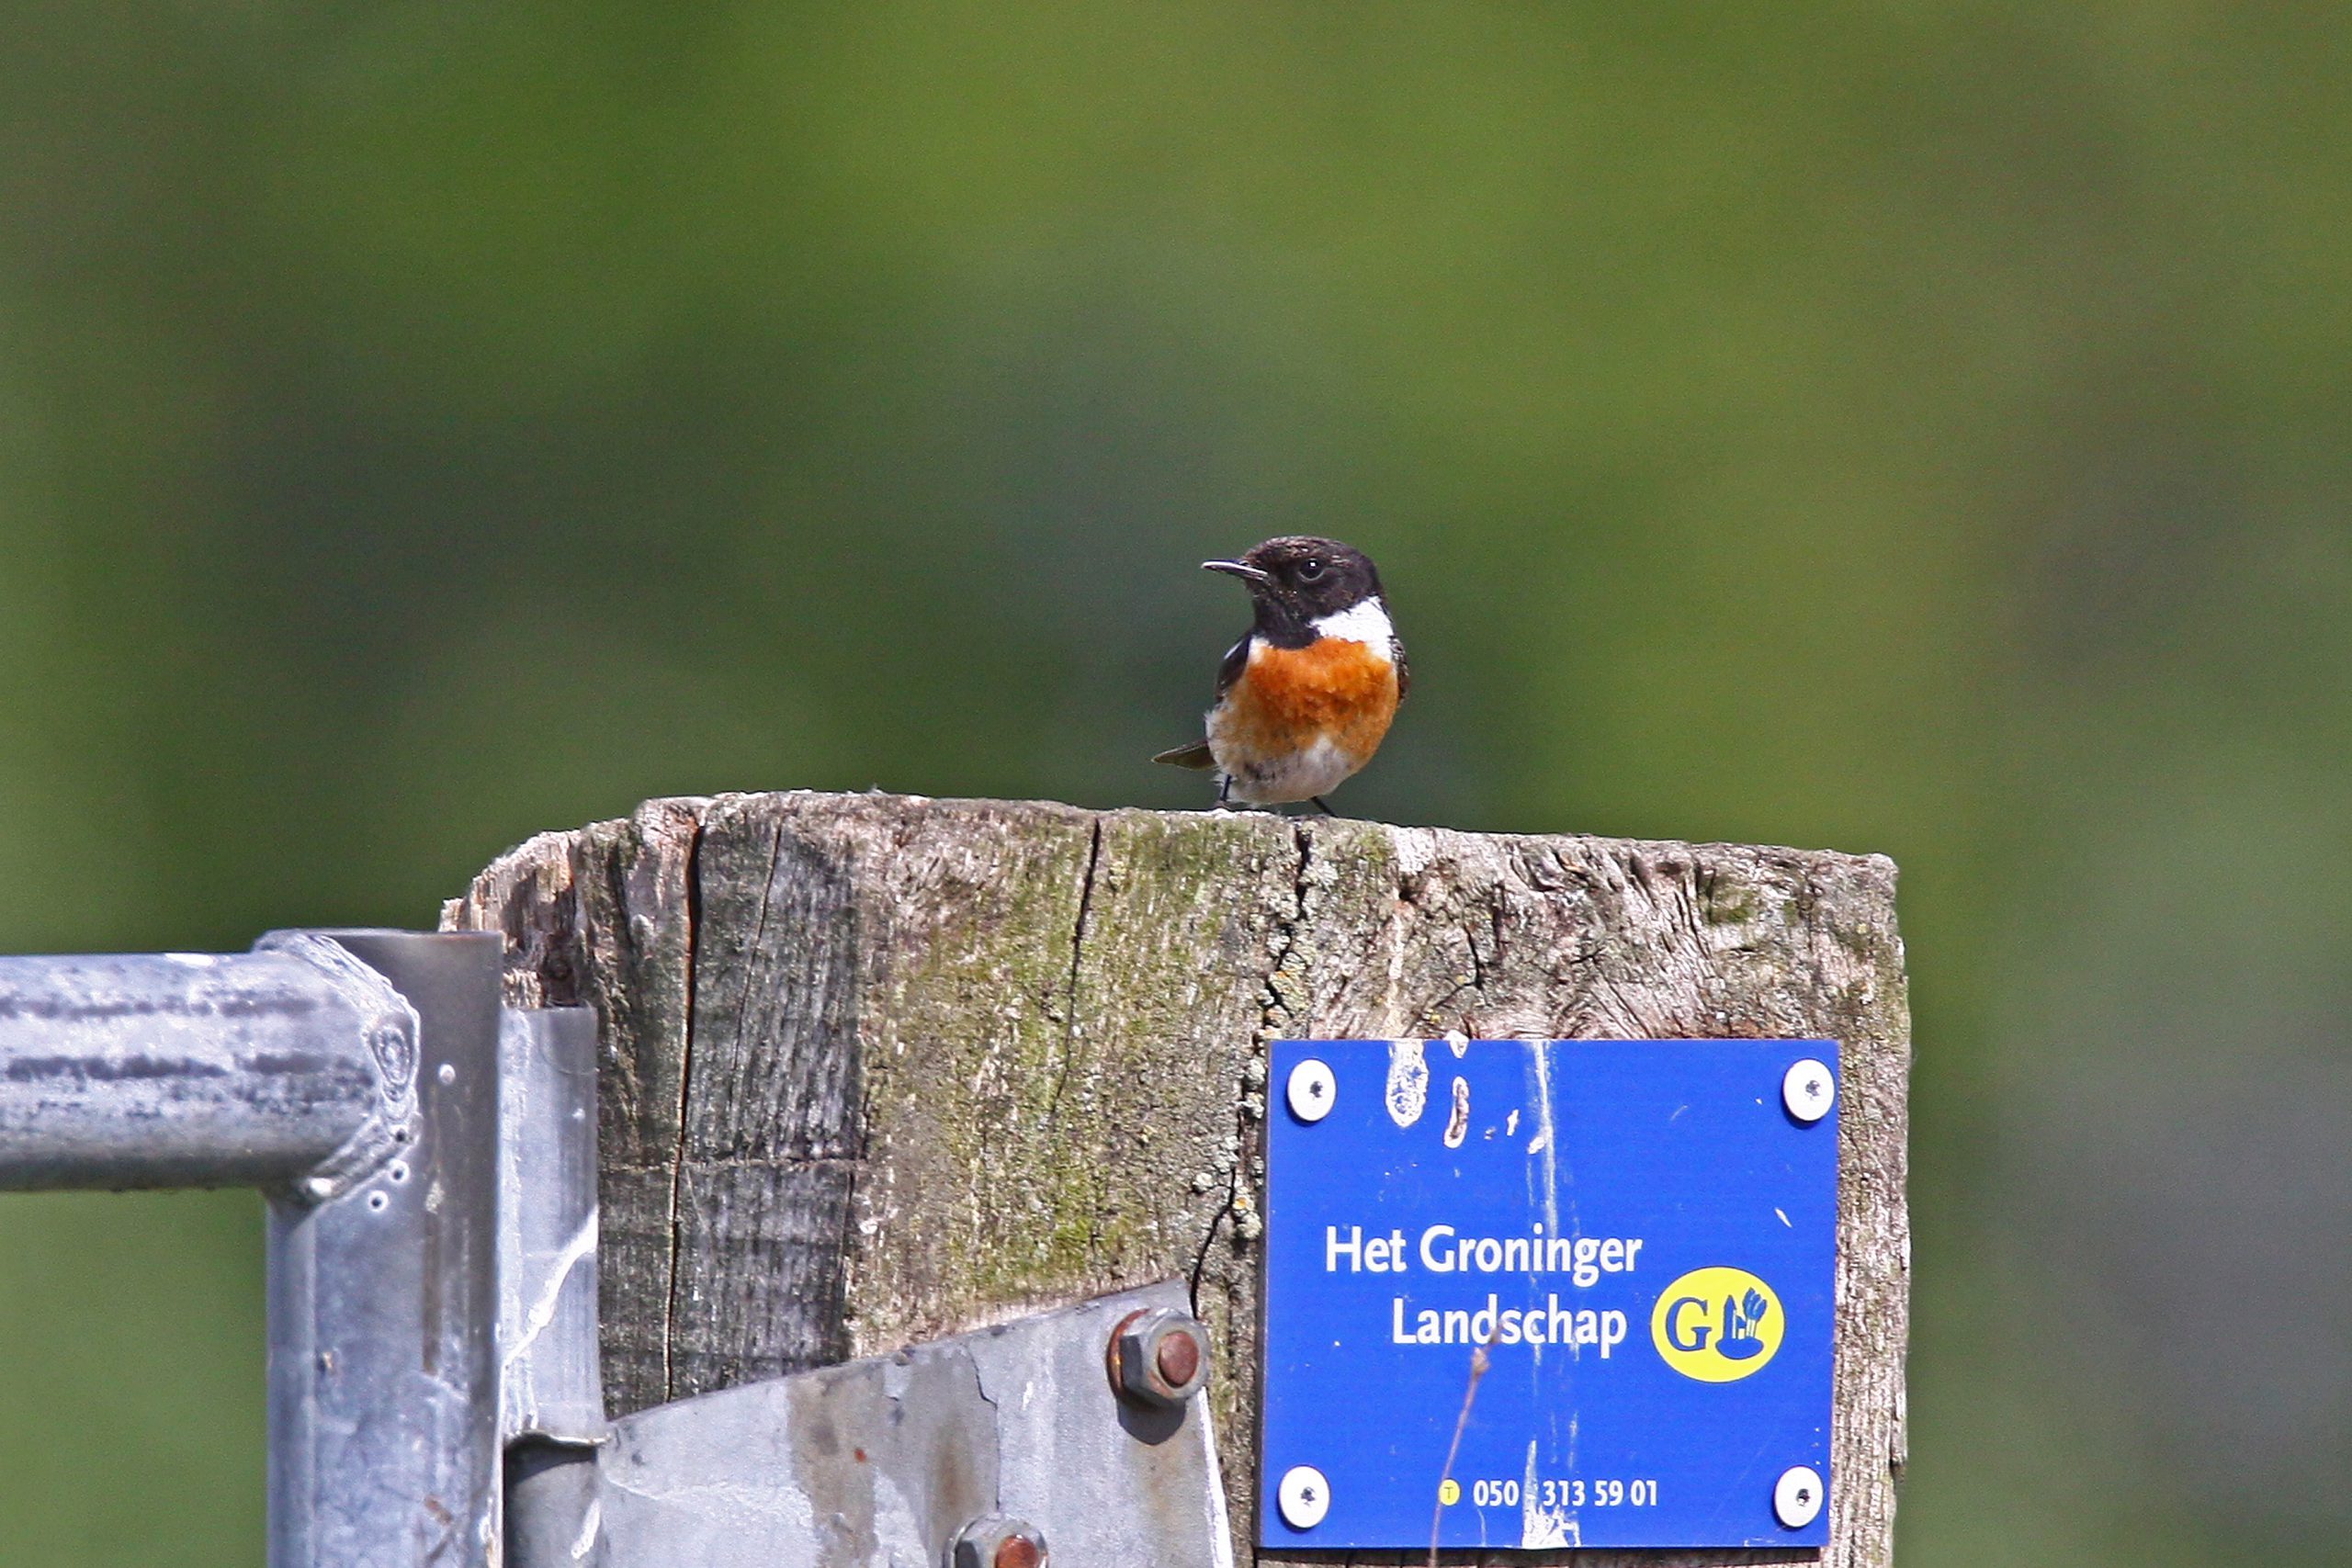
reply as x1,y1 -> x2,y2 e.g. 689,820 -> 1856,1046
446,790 -> 1908,1567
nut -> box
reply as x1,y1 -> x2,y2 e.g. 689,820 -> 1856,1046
950,1516 -> 1047,1568
1107,1308 -> 1211,1407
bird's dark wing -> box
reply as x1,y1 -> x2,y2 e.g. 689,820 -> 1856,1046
1152,635 -> 1253,770
1213,633 -> 1250,701
1392,634 -> 1410,702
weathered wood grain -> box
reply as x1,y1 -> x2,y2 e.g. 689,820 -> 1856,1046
446,791 -> 1908,1566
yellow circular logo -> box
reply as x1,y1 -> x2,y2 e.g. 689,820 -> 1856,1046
1649,1267 -> 1784,1382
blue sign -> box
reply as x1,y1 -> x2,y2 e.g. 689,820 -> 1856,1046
1261,1039 -> 1838,1551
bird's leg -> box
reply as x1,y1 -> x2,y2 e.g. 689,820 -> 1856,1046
1311,796 -> 1337,817
1217,774 -> 1232,806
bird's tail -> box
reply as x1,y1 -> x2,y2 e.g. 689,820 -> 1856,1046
1152,740 -> 1216,770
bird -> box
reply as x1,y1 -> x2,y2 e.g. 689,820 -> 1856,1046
1154,536 -> 1408,812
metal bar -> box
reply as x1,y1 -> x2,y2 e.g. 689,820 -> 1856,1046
265,930 -> 504,1568
0,949 -> 402,1190
498,1005 -> 605,1445
506,1442 -> 604,1568
499,1005 -> 606,1568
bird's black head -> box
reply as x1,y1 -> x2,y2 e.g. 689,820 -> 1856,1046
1203,536 -> 1385,641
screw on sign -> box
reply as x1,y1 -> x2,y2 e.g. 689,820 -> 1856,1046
1781,1057 -> 1835,1123
1277,1464 -> 1332,1529
1773,1465 -> 1826,1529
1286,1057 -> 1336,1122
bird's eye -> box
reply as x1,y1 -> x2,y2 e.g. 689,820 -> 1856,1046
1296,558 -> 1327,582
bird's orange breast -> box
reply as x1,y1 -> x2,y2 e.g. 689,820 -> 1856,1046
1219,638 -> 1400,761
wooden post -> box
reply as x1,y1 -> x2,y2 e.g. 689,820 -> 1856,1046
446,792 -> 1908,1566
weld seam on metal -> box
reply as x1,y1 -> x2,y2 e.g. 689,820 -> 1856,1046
254,931 -> 421,1202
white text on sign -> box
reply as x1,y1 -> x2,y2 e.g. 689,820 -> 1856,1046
1323,1224 -> 1643,1356
1325,1224 -> 1645,1285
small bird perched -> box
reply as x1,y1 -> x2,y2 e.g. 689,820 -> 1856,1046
1154,536 -> 1407,811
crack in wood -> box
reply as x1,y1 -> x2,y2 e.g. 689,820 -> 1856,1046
1046,818 -> 1103,1138
658,815 -> 709,1403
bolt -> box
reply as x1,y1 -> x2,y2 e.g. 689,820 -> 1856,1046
950,1516 -> 1046,1568
1156,1327 -> 1201,1387
1107,1308 -> 1211,1407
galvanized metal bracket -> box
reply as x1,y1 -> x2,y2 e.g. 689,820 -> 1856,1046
571,1280 -> 1232,1568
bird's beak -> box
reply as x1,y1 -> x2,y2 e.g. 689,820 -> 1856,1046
1202,559 -> 1271,583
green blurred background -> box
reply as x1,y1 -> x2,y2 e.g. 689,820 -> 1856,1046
3,4 -> 2346,1562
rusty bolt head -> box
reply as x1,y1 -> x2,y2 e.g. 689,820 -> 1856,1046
1108,1308 -> 1211,1407
1156,1328 -> 1202,1387
950,1516 -> 1047,1568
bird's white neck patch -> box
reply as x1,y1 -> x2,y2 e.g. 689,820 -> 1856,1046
1311,597 -> 1395,656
